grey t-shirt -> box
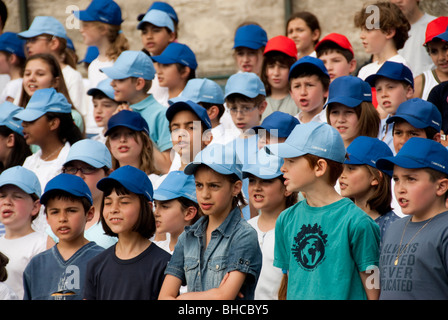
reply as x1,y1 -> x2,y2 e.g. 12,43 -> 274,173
379,211 -> 448,300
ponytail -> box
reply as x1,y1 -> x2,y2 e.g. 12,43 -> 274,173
105,25 -> 129,61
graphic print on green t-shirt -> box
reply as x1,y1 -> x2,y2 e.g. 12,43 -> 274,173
292,223 -> 328,271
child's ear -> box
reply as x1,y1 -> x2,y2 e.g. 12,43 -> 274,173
206,105 -> 219,121
6,133 -> 15,148
48,117 -> 61,131
232,180 -> 243,196
202,130 -> 213,147
135,77 -> 147,91
184,206 -> 198,223
436,178 -> 448,197
384,28 -> 396,40
86,206 -> 95,222
180,66 -> 191,80
52,76 -> 60,91
405,84 -> 414,100
258,100 -> 267,115
31,199 -> 41,218
349,59 -> 357,74
314,158 -> 328,178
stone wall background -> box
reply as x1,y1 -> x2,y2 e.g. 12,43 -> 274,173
2,0 -> 447,79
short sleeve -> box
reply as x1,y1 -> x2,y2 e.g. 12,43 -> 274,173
164,232 -> 187,285
350,216 -> 381,272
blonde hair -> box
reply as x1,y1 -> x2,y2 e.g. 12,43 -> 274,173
98,22 -> 129,60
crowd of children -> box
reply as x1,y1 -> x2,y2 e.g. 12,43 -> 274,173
0,0 -> 448,301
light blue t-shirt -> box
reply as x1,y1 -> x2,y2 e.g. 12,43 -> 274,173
274,198 -> 380,300
130,95 -> 173,152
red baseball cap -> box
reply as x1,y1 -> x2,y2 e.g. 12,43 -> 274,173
424,16 -> 448,45
263,35 -> 298,58
315,33 -> 354,56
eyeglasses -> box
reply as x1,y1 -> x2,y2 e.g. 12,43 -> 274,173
63,166 -> 100,175
228,105 -> 258,115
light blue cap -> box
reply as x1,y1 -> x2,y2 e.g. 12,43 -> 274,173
0,32 -> 26,58
224,72 -> 266,99
242,148 -> 284,180
97,165 -> 153,201
100,50 -> 156,80
0,166 -> 41,197
184,143 -> 243,180
18,16 -> 66,39
137,9 -> 174,32
265,122 -> 346,163
153,171 -> 197,203
64,139 -> 112,169
87,78 -> 115,100
40,174 -> 92,206
169,78 -> 224,105
0,102 -> 25,136
14,88 -> 72,122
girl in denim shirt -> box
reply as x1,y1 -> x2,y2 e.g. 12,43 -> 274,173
158,143 -> 262,300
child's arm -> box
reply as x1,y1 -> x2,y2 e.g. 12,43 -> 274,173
359,271 -> 380,300
412,74 -> 424,99
158,274 -> 183,300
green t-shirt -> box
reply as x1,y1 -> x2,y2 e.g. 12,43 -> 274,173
274,198 -> 380,300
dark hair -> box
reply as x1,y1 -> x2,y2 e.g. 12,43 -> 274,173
392,118 -> 439,140
198,102 -> 225,122
45,112 -> 84,146
100,182 -> 156,239
0,51 -> 26,74
286,11 -> 321,45
43,190 -> 92,215
0,251 -> 8,282
0,126 -> 32,173
315,42 -> 354,63
0,1 -> 7,29
175,63 -> 196,82
289,68 -> 331,92
261,51 -> 297,96
364,166 -> 392,215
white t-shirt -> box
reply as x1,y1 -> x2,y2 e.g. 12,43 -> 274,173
0,231 -> 47,299
295,107 -> 327,124
0,78 -> 22,103
357,54 -> 408,81
62,65 -> 88,118
149,75 -> 169,107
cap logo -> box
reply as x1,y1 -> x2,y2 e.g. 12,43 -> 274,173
432,120 -> 440,126
431,161 -> 445,169
311,146 -> 327,152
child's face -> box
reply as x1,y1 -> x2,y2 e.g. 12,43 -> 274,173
110,78 -> 139,103
290,75 -> 327,116
80,22 -> 106,47
392,121 -> 427,154
0,52 -> 11,74
170,110 -> 207,162
25,35 -> 52,57
359,28 -> 391,55
234,47 -> 264,75
228,100 -> 266,132
265,61 -> 290,91
318,51 -> 355,82
286,18 -> 319,54
194,166 -> 241,219
153,199 -> 187,235
140,23 -> 175,56
103,190 -> 141,235
46,197 -> 93,242
375,78 -> 413,115
328,103 -> 360,147
257,132 -> 287,149
393,166 -> 443,219
390,0 -> 421,19
248,175 -> 289,212
21,115 -> 54,146
426,41 -> 448,73
0,185 -> 39,229
93,97 -> 119,128
280,156 -> 316,193
108,127 -> 144,167
23,59 -> 58,96
339,164 -> 377,201
156,63 -> 186,89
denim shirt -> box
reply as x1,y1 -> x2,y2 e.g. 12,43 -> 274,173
165,206 -> 262,300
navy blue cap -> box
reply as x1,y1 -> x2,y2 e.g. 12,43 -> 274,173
166,100 -> 212,129
326,76 -> 372,108
345,136 -> 394,177
252,111 -> 300,138
386,98 -> 442,131
73,0 -> 123,25
377,137 -> 448,176
233,24 -> 268,50
97,165 -> 153,201
0,32 -> 25,58
105,110 -> 149,136
365,61 -> 414,89
289,56 -> 329,80
79,46 -> 99,64
40,173 -> 93,206
152,42 -> 198,70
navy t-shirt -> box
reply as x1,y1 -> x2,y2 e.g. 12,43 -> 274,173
83,242 -> 171,300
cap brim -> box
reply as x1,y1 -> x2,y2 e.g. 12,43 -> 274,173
100,67 -> 128,80
17,30 -> 41,39
242,166 -> 282,180
264,142 -> 306,159
386,115 -> 428,129
73,10 -> 96,22
153,189 -> 180,201
326,96 -> 366,108
184,162 -> 235,177
63,155 -> 110,169
376,155 -> 425,172
0,179 -> 35,195
13,109 -> 45,122
97,177 -> 152,201
151,56 -> 177,65
233,41 -> 264,50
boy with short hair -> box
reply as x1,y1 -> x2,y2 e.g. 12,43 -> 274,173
377,137 -> 448,299
267,121 -> 380,300
315,33 -> 357,82
22,173 -> 104,300
289,56 -> 330,123
100,50 -> 173,173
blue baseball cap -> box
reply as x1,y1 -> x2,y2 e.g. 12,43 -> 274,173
376,137 -> 448,176
100,50 -> 156,80
166,100 -> 212,129
386,98 -> 442,131
105,110 -> 149,136
242,148 -> 284,180
153,171 -> 197,203
79,46 -> 99,64
137,9 -> 175,32
138,1 -> 179,23
184,143 -> 243,180
152,42 -> 198,70
169,78 -> 224,105
73,0 -> 123,25
233,24 -> 268,50
0,32 -> 25,58
97,165 -> 154,201
224,72 -> 266,99
325,76 -> 372,108
14,88 -> 72,122
345,136 -> 394,177
0,166 -> 41,198
0,102 -> 25,136
365,61 -> 414,89
265,121 -> 346,163
66,37 -> 75,51
87,78 -> 115,100
18,16 -> 67,39
289,56 -> 330,80
64,139 -> 112,169
40,173 -> 93,206
252,111 -> 300,138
